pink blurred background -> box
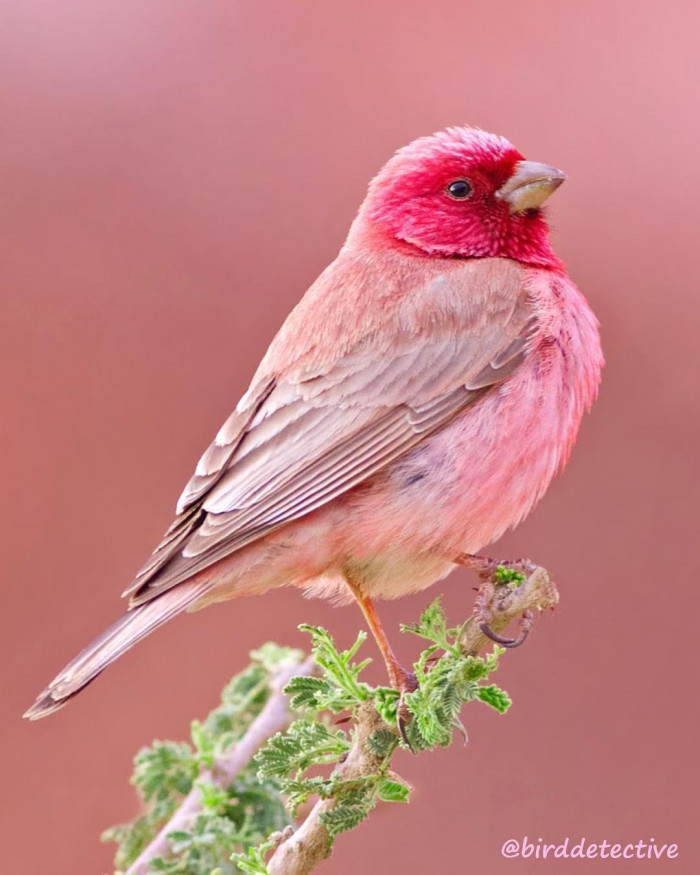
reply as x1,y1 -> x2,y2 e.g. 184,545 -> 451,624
2,1 -> 698,872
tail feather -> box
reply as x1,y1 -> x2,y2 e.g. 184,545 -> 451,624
24,581 -> 208,720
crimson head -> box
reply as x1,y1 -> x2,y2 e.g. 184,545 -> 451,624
351,126 -> 565,269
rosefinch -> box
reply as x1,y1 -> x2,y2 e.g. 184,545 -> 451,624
25,126 -> 602,721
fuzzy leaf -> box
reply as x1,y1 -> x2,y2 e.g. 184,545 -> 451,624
256,720 -> 349,782
377,779 -> 411,803
400,597 -> 450,648
319,786 -> 376,839
477,684 -> 512,714
365,727 -> 398,758
231,839 -> 274,873
298,624 -> 371,705
283,675 -> 333,710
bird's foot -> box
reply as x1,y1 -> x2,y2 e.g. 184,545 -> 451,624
456,553 -> 539,648
389,665 -> 418,749
457,553 -> 537,583
479,607 -> 535,648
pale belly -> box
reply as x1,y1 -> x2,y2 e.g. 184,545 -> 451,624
308,338 -> 587,601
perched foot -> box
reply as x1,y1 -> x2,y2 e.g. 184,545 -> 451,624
456,553 -> 538,583
390,665 -> 418,749
480,608 -> 535,648
456,553 -> 539,648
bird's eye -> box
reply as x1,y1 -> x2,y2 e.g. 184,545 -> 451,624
446,178 -> 473,200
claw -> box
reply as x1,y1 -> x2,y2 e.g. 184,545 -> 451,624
457,554 -> 539,650
453,716 -> 469,746
479,621 -> 527,648
396,692 -> 413,748
393,670 -> 418,752
479,609 -> 535,649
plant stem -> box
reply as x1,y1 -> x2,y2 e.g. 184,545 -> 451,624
125,656 -> 316,875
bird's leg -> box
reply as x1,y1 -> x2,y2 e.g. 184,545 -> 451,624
455,552 -> 537,648
346,581 -> 415,690
344,578 -> 417,745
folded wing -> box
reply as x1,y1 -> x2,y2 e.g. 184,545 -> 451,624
125,261 -> 537,606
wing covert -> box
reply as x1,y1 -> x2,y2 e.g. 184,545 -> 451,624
127,259 -> 538,606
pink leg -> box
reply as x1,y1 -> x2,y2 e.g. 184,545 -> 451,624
344,577 -> 416,691
344,576 -> 417,748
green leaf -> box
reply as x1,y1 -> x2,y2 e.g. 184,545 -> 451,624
283,675 -> 333,711
166,829 -> 193,853
197,780 -> 228,811
101,815 -> 155,870
250,642 -> 305,672
406,687 -> 452,748
484,645 -> 506,671
284,775 -> 337,815
377,779 -> 411,803
131,739 -> 197,804
493,565 -> 526,586
231,839 -> 274,873
373,687 -> 400,724
455,678 -> 480,701
319,785 -> 376,839
256,719 -> 349,782
460,655 -> 490,682
478,684 -> 512,714
298,625 -> 371,705
365,727 -> 398,758
400,597 -> 452,650
191,719 -> 216,766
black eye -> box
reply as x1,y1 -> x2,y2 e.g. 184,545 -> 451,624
446,178 -> 473,200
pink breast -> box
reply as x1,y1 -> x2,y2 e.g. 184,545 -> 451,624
337,270 -> 603,562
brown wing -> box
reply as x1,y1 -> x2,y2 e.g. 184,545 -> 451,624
125,267 -> 537,606
121,377 -> 275,594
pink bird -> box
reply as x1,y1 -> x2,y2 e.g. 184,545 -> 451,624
25,126 -> 602,722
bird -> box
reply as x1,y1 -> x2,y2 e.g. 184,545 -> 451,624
25,126 -> 603,721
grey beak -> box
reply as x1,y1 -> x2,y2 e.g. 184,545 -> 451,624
496,160 -> 566,213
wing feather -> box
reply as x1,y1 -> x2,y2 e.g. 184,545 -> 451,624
127,260 -> 538,606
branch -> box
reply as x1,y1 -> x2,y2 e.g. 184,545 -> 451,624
126,656 -> 316,875
266,564 -> 559,875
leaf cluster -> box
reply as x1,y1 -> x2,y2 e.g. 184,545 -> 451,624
245,600 -> 509,858
400,598 -> 511,749
102,645 -> 301,873
249,625 -> 409,850
104,601 -> 513,874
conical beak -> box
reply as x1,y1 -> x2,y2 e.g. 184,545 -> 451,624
496,160 -> 566,213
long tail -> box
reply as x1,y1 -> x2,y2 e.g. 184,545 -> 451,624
24,581 -> 208,720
